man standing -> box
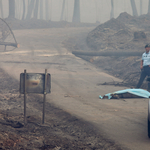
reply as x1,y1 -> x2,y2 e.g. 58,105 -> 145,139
136,44 -> 150,90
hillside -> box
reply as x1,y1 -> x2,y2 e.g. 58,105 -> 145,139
73,12 -> 150,88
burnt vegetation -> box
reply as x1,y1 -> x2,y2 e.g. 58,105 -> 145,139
0,68 -> 123,150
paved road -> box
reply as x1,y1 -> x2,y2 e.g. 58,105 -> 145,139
0,28 -> 150,150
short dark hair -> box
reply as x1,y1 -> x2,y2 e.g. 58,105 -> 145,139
145,44 -> 150,48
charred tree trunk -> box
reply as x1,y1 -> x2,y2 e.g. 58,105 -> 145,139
16,0 -> 21,19
45,0 -> 49,20
50,0 -> 52,20
130,0 -> 138,16
110,0 -> 114,19
94,0 -> 98,22
140,0 -> 142,15
72,0 -> 80,23
8,0 -> 15,18
26,0 -> 36,20
22,0 -> 26,20
60,0 -> 65,21
0,0 -> 3,18
28,0 -> 30,8
40,0 -> 43,19
148,0 -> 150,14
34,0 -> 39,19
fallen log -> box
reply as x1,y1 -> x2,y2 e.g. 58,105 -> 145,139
72,50 -> 143,57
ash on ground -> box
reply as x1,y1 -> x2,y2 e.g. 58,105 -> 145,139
0,68 -> 123,150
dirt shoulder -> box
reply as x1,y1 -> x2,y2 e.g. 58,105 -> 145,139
0,68 -> 124,150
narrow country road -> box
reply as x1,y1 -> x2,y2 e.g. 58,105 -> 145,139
0,27 -> 149,150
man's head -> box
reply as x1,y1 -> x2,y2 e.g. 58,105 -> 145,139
145,44 -> 150,53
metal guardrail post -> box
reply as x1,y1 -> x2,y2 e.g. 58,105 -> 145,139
24,69 -> 27,125
42,69 -> 47,124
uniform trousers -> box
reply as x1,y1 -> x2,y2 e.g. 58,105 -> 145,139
136,65 -> 150,90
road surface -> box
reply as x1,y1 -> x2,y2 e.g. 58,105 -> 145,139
0,27 -> 149,150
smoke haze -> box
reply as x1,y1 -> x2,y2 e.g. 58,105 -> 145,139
0,0 -> 150,23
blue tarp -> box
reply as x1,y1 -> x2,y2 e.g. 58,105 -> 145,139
99,89 -> 150,99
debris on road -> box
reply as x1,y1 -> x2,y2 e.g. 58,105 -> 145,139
0,18 -> 19,50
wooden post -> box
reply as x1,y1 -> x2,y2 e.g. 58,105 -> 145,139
24,69 -> 27,125
42,69 -> 47,124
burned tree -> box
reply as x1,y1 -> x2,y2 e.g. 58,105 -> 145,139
72,0 -> 80,23
22,0 -> 26,20
8,0 -> 15,18
94,0 -> 99,23
26,0 -> 36,20
49,0 -> 52,21
110,0 -> 114,19
40,0 -> 43,19
60,0 -> 66,21
0,0 -> 3,18
130,0 -> 138,16
45,0 -> 49,20
148,0 -> 150,14
34,0 -> 40,19
140,0 -> 142,15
